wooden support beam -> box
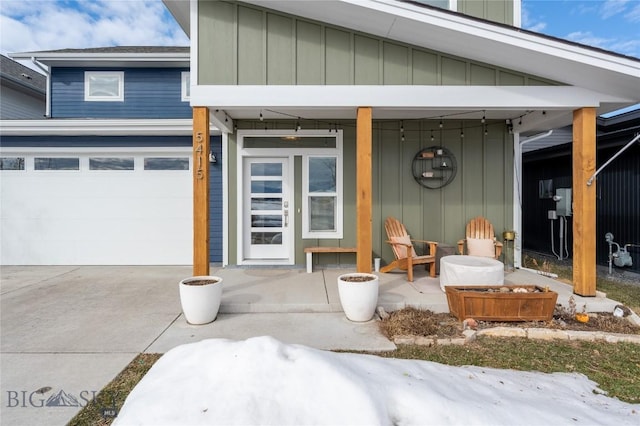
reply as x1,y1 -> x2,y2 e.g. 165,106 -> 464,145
572,107 -> 596,296
356,107 -> 373,273
193,107 -> 210,276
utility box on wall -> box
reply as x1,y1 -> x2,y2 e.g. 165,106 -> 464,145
555,188 -> 572,216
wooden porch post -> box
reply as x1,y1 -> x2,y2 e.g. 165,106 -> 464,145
193,107 -> 210,276
356,107 -> 373,273
572,107 -> 596,296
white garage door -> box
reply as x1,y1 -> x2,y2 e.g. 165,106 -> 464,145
0,148 -> 193,265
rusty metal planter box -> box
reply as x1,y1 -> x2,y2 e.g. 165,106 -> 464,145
445,285 -> 558,321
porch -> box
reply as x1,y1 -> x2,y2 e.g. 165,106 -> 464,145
214,266 -> 618,315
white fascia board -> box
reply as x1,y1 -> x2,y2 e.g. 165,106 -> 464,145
373,1 -> 638,75
191,85 -> 631,111
0,119 -> 220,136
9,53 -> 189,62
0,146 -> 192,154
9,53 -> 190,68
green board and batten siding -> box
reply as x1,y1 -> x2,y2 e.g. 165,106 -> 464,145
199,1 -> 538,265
198,1 -> 550,86
458,0 -> 514,25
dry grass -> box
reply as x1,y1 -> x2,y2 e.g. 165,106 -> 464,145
379,307 -> 463,339
67,353 -> 161,426
379,305 -> 640,339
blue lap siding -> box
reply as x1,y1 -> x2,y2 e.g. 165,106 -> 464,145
51,67 -> 192,119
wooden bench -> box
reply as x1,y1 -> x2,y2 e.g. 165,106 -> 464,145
304,247 -> 357,273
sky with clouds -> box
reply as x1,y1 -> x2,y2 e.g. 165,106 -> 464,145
0,0 -> 638,62
522,0 -> 640,58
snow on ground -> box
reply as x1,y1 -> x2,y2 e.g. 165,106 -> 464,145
114,336 -> 639,425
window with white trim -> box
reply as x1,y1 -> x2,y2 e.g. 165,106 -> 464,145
84,71 -> 124,101
412,0 -> 454,11
181,71 -> 190,101
303,154 -> 343,239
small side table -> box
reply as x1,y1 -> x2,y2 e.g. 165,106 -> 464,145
502,231 -> 516,272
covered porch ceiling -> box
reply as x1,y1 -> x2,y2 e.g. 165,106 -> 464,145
194,84 -> 630,136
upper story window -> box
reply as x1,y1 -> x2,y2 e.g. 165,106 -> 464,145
85,71 -> 124,102
181,71 -> 190,102
412,0 -> 453,10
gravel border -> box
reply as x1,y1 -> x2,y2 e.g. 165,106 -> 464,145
393,327 -> 640,346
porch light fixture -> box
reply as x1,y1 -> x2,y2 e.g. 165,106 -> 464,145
209,150 -> 217,163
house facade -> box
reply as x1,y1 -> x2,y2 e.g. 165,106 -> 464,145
523,109 -> 640,273
163,0 -> 640,296
0,47 -> 223,265
0,55 -> 46,119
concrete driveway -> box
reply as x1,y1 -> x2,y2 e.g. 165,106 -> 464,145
0,265 -> 395,425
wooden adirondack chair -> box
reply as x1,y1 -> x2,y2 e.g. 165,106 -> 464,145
380,216 -> 437,282
457,216 -> 503,259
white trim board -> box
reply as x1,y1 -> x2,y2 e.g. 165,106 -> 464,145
192,85 -> 630,112
0,119 -> 221,136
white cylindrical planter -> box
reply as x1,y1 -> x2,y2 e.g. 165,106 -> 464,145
179,276 -> 223,325
337,273 -> 379,322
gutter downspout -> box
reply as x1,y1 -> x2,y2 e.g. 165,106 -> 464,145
514,129 -> 554,270
30,57 -> 50,118
587,133 -> 640,186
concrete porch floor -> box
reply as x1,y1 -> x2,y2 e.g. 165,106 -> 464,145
214,264 -> 622,315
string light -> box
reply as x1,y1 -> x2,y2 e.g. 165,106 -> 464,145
259,111 -> 263,121
251,108 -> 535,137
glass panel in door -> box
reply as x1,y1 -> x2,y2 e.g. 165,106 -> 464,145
244,158 -> 291,261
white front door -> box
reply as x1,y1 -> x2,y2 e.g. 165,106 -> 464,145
242,157 -> 293,263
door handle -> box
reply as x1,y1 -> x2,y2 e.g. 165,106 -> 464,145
284,209 -> 289,227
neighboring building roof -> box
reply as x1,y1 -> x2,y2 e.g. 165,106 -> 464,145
10,46 -> 190,68
522,108 -> 640,154
0,54 -> 46,95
